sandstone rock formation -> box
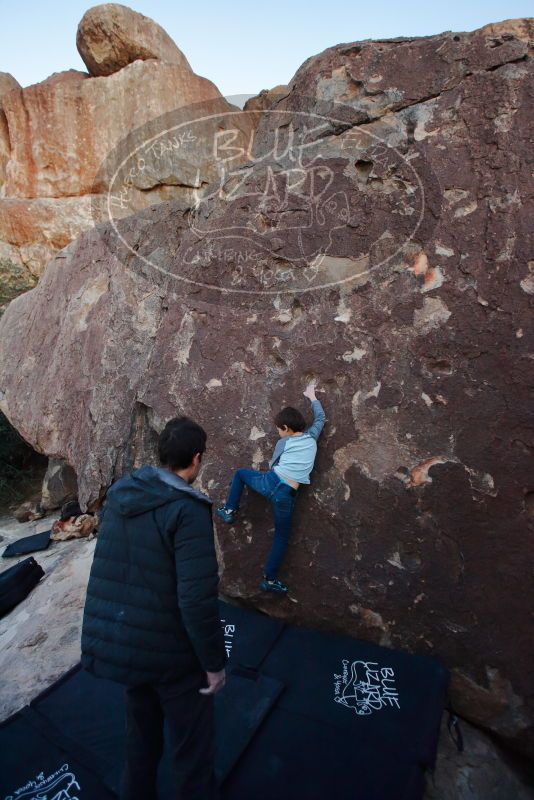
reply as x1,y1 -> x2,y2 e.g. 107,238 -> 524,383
0,196 -> 95,289
76,3 -> 192,77
243,84 -> 290,111
0,73 -> 28,309
0,16 -> 533,762
2,64 -> 231,198
427,717 -> 534,799
0,6 -> 249,301
41,458 -> 78,511
0,73 -> 20,189
478,17 -> 534,42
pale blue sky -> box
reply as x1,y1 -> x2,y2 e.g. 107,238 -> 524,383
1,0 -> 532,99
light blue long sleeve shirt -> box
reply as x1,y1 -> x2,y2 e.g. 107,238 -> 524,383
269,399 -> 326,485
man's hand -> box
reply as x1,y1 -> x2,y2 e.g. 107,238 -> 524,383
303,380 -> 318,401
199,668 -> 226,695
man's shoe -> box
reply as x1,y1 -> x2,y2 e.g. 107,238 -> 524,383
260,576 -> 289,594
216,506 -> 237,524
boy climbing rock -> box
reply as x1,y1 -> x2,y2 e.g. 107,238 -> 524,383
217,382 -> 326,594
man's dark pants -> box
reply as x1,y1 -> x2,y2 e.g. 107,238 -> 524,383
120,671 -> 219,800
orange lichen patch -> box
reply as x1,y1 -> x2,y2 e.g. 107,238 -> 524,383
405,252 -> 445,293
408,252 -> 429,276
407,456 -> 448,487
423,266 -> 444,291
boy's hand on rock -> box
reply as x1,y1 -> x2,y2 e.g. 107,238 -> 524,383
303,381 -> 318,401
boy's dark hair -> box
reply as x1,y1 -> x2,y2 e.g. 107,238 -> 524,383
158,416 -> 207,470
274,406 -> 306,433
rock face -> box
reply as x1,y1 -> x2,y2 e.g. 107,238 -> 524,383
41,459 -> 78,511
76,3 -> 192,77
0,196 -> 96,284
0,73 -> 20,101
0,17 -> 533,760
243,84 -> 290,111
0,73 -> 20,190
0,74 -> 22,305
2,64 -> 227,198
427,717 -> 534,800
0,8 -> 246,297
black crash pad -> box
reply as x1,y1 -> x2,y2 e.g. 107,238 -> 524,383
0,556 -> 44,618
2,529 -> 52,558
261,624 -> 447,768
0,600 -> 448,800
222,706 -> 426,800
0,707 -> 115,800
23,663 -> 284,795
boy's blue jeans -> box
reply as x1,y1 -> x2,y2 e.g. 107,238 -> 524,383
226,468 -> 297,580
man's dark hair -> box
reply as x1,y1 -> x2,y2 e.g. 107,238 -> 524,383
274,406 -> 306,433
158,416 -> 207,470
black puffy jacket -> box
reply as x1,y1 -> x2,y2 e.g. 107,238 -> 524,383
81,465 -> 226,686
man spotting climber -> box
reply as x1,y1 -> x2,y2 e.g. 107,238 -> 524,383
81,417 -> 226,800
217,381 -> 326,594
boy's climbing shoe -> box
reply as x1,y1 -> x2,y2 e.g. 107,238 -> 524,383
260,576 -> 289,594
216,506 -> 237,524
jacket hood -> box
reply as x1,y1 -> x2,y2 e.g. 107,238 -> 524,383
105,465 -> 211,517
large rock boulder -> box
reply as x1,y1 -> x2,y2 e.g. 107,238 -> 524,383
243,84 -> 290,111
41,458 -> 79,511
478,17 -> 534,41
427,716 -> 534,799
0,72 -> 20,190
0,18 -> 532,758
0,241 -> 35,314
76,3 -> 192,77
0,73 -> 20,104
1,63 -> 229,198
0,17 -> 251,293
0,197 -> 98,281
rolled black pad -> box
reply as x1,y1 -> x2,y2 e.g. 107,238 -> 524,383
2,530 -> 52,558
0,556 -> 44,618
261,624 -> 449,768
0,707 -> 116,800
